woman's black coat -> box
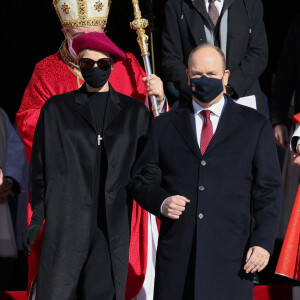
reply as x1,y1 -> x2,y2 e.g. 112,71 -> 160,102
29,85 -> 150,300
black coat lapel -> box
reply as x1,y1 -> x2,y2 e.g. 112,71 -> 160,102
170,104 -> 202,159
222,0 -> 236,14
189,0 -> 212,25
104,85 -> 121,131
74,85 -> 95,131
204,96 -> 242,155
184,0 -> 211,44
74,84 -> 121,133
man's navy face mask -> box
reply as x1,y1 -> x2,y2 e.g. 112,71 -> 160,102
190,75 -> 224,103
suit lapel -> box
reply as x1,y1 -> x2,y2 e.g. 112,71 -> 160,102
204,97 -> 242,155
170,105 -> 202,159
104,85 -> 121,131
222,0 -> 236,15
74,84 -> 122,133
184,0 -> 210,45
75,85 -> 95,131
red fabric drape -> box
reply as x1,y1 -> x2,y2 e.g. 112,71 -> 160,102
276,184 -> 300,280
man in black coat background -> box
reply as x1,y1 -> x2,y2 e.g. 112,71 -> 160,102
129,44 -> 282,299
161,0 -> 268,114
271,15 -> 300,150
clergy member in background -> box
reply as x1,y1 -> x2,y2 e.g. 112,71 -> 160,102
16,0 -> 166,298
22,32 -> 164,300
129,44 -> 282,300
275,113 -> 300,282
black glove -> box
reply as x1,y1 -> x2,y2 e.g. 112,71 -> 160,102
136,163 -> 162,186
22,203 -> 45,256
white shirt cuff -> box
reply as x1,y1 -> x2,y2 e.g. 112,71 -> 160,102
160,198 -> 167,216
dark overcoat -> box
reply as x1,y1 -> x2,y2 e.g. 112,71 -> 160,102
29,84 -> 150,300
161,0 -> 268,113
271,15 -> 300,126
129,97 -> 282,300
0,109 -> 7,169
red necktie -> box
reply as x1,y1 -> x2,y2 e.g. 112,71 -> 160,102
200,110 -> 213,155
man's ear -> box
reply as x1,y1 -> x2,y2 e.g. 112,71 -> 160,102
186,69 -> 190,86
222,69 -> 230,86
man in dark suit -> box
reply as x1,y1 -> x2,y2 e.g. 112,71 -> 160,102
161,0 -> 268,114
129,44 -> 281,299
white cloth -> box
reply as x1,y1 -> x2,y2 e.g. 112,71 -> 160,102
234,95 -> 257,110
137,213 -> 159,300
192,96 -> 226,147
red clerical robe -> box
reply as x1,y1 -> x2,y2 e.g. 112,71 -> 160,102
16,43 -> 149,299
275,113 -> 300,281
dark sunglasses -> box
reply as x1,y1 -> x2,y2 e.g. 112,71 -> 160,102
79,57 -> 113,71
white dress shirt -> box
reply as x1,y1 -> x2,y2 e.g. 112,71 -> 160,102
204,0 -> 224,15
192,96 -> 226,147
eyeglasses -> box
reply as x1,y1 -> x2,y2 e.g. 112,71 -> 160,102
79,58 -> 113,71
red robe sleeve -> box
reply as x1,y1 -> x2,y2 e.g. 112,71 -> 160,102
276,184 -> 300,280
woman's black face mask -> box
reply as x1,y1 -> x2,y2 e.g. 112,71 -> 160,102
79,58 -> 112,88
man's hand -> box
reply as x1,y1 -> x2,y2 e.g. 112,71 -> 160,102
0,168 -> 3,186
292,145 -> 300,167
244,246 -> 270,274
162,195 -> 190,219
143,74 -> 165,105
273,124 -> 289,149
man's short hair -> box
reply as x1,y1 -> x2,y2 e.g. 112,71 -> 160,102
188,44 -> 226,71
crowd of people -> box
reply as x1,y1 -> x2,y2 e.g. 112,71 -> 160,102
1,0 -> 300,299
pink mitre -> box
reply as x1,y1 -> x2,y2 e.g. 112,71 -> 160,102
72,32 -> 126,62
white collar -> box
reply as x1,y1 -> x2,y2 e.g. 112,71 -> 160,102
192,95 -> 225,117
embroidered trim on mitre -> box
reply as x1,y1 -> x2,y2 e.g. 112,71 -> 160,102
53,0 -> 112,29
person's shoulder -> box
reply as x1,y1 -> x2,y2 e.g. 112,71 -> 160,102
42,90 -> 77,111
289,14 -> 300,30
113,51 -> 144,73
164,0 -> 181,6
117,91 -> 148,111
151,107 -> 181,127
230,98 -> 269,127
113,51 -> 139,67
34,52 -> 62,70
